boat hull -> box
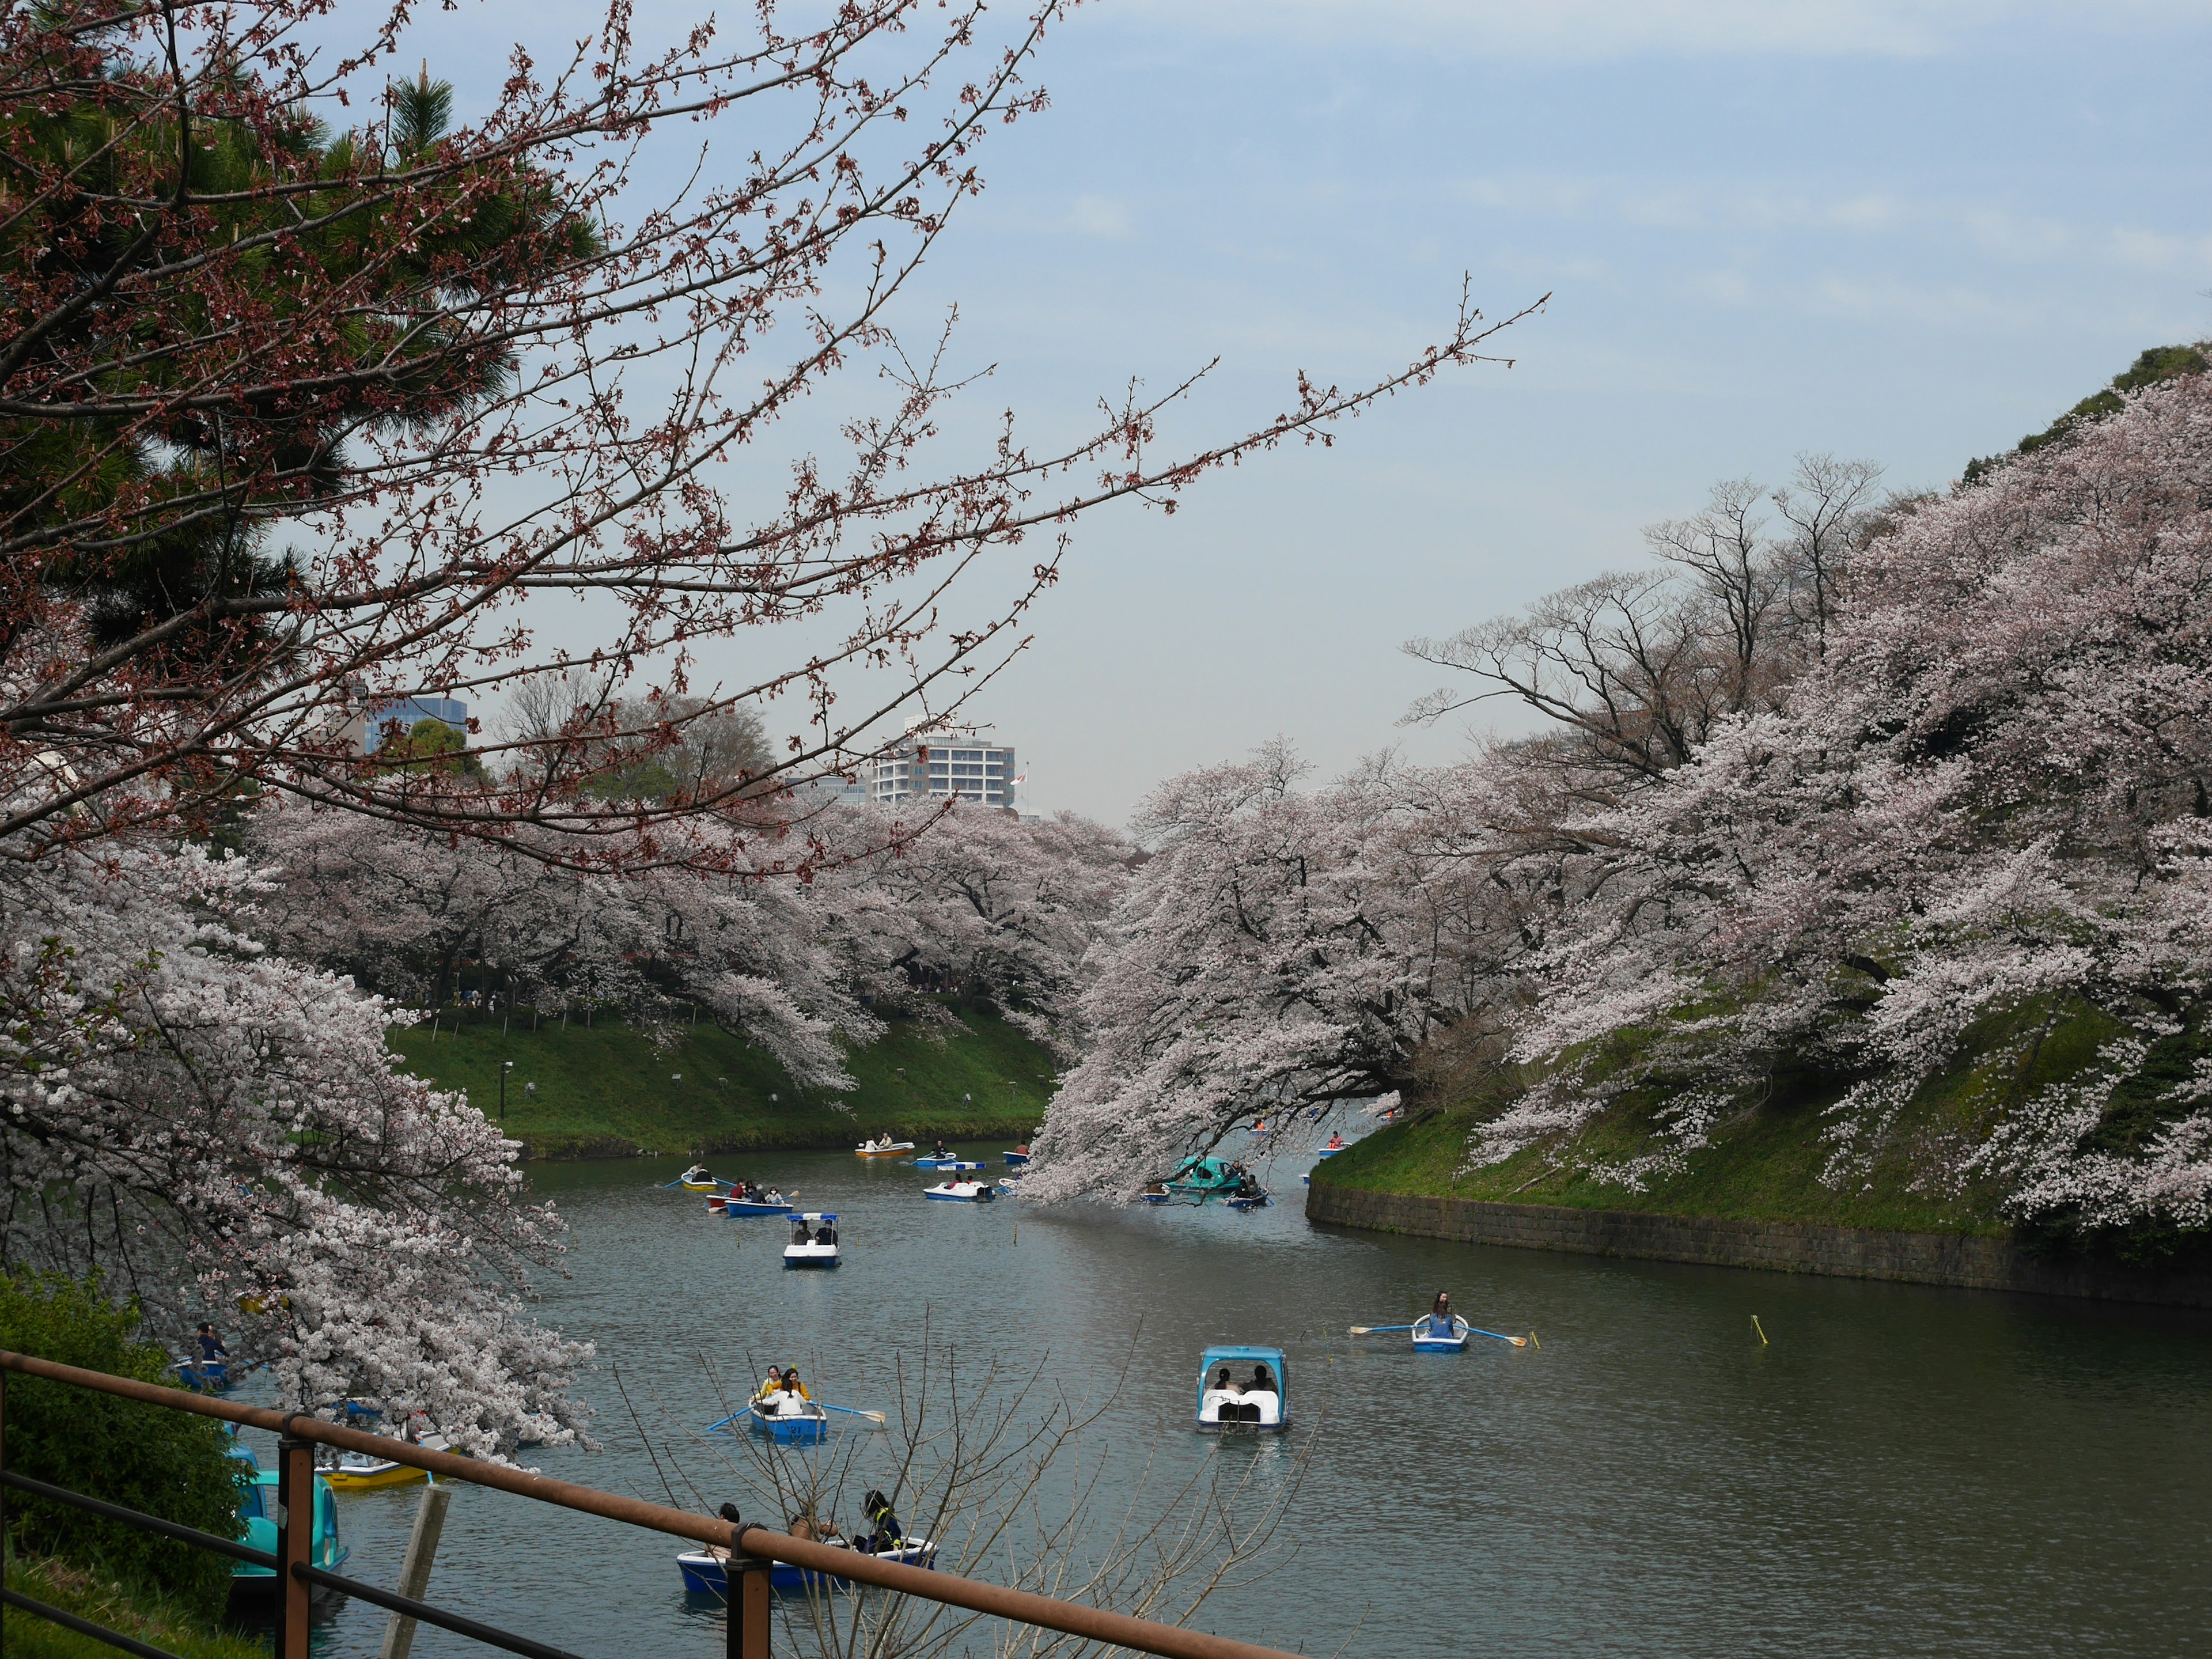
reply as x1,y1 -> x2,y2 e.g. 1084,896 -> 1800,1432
1003,1150 -> 1030,1167
718,1199 -> 796,1216
854,1142 -> 915,1157
1412,1317 -> 1469,1354
677,1540 -> 937,1596
924,1183 -> 994,1202
175,1359 -> 229,1389
913,1157 -> 983,1171
782,1246 -> 841,1268
748,1400 -> 830,1444
324,1459 -> 429,1491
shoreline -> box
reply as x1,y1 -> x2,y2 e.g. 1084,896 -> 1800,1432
1304,1183 -> 2212,1308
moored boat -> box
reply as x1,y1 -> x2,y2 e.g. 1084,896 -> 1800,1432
676,1537 -> 938,1596
1194,1344 -> 1289,1431
783,1213 -> 842,1269
923,1179 -> 995,1202
1411,1313 -> 1470,1354
854,1138 -> 915,1157
230,1465 -> 348,1605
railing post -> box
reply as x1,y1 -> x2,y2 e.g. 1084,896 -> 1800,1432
726,1520 -> 771,1659
275,1436 -> 315,1659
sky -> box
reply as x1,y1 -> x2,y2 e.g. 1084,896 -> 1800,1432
403,1 -> 2212,825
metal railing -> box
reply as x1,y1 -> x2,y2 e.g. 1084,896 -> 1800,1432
0,1350 -> 1301,1659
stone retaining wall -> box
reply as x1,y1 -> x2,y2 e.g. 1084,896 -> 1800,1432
1305,1184 -> 2212,1307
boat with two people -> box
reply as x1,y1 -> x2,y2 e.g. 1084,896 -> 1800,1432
855,1137 -> 915,1157
677,1163 -> 725,1191
783,1213 -> 841,1269
1195,1346 -> 1289,1431
1158,1155 -> 1270,1209
710,1179 -> 794,1216
717,1366 -> 831,1445
676,1491 -> 937,1596
925,1178 -> 997,1202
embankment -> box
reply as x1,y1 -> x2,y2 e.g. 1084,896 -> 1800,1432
1310,1104 -> 2212,1306
388,1010 -> 1055,1160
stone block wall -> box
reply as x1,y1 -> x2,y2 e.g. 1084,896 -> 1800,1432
1304,1184 -> 2212,1307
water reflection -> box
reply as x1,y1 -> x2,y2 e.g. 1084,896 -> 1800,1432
237,1140 -> 2212,1659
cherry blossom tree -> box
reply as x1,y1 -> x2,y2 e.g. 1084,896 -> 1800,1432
1476,368 -> 2212,1232
0,840 -> 585,1452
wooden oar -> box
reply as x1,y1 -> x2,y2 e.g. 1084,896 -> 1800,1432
821,1402 -> 888,1427
1347,1324 -> 1415,1335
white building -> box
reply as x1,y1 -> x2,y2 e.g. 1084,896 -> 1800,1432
867,719 -> 1019,810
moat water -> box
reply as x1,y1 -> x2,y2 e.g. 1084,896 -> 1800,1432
237,1138 -> 2212,1659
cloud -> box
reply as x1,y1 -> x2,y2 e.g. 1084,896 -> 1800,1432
1112,1 -> 2207,61
1066,195 -> 1135,239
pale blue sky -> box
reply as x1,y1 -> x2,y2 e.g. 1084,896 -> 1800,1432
410,2 -> 2212,821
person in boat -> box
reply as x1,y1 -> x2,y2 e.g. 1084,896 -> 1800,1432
815,1219 -> 836,1245
1213,1366 -> 1241,1396
1325,1132 -> 1345,1150
194,1323 -> 228,1364
755,1366 -> 787,1402
932,1138 -> 950,1158
1250,1363 -> 1275,1395
1429,1291 -> 1456,1335
781,1367 -> 810,1401
861,1490 -> 904,1554
682,1163 -> 709,1183
792,1217 -> 813,1247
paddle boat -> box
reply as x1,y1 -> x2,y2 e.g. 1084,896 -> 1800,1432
230,1463 -> 348,1605
855,1138 -> 915,1157
1003,1145 -> 1031,1167
676,1535 -> 938,1597
1161,1155 -> 1243,1199
1194,1345 -> 1289,1431
744,1389 -> 831,1445
914,1156 -> 983,1171
677,1163 -> 725,1191
174,1355 -> 229,1389
924,1178 -> 996,1202
1412,1313 -> 1471,1353
783,1213 -> 842,1269
319,1446 -> 430,1491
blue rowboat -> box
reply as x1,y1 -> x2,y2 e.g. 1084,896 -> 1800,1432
175,1357 -> 229,1389
1411,1314 -> 1469,1354
1003,1147 -> 1031,1167
676,1538 -> 938,1596
1225,1191 -> 1271,1212
747,1395 -> 830,1444
713,1195 -> 796,1216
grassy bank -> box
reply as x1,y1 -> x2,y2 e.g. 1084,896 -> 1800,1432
1309,1009 -> 2128,1237
2,1555 -> 266,1659
388,1009 -> 1056,1159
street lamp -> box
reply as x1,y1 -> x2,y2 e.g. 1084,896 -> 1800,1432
499,1059 -> 515,1120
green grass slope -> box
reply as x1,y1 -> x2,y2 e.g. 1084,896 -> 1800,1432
388,1010 -> 1057,1159
1313,1003 -> 2151,1238
2,1555 -> 266,1659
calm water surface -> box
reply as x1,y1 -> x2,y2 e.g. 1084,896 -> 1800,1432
245,1137 -> 2212,1659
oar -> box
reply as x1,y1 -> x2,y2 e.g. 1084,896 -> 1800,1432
704,1412 -> 742,1432
1466,1325 -> 1530,1349
821,1403 -> 888,1427
1347,1323 -> 1415,1335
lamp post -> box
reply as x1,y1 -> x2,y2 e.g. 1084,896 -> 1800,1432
499,1059 -> 514,1120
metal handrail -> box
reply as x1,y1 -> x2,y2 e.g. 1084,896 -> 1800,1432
0,1348 -> 1306,1659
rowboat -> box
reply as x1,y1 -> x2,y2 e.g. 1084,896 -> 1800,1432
924,1179 -> 995,1202
783,1213 -> 841,1269
677,1164 -> 724,1190
855,1138 -> 915,1157
1195,1344 -> 1289,1431
1003,1146 -> 1031,1167
676,1537 -> 938,1596
913,1156 -> 982,1171
1138,1183 -> 1172,1206
1412,1314 -> 1470,1354
747,1392 -> 830,1444
1225,1191 -> 1271,1211
710,1190 -> 795,1216
175,1357 -> 229,1389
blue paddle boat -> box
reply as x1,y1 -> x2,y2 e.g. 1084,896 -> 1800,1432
1195,1345 -> 1288,1431
676,1536 -> 938,1596
230,1463 -> 348,1604
1411,1314 -> 1470,1354
914,1156 -> 983,1171
783,1213 -> 841,1268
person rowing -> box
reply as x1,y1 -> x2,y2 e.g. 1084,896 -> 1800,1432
1427,1290 -> 1456,1336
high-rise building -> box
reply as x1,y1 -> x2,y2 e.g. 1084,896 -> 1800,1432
868,719 -> 1017,810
